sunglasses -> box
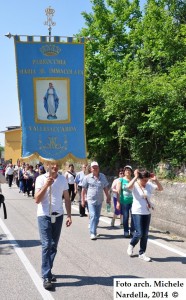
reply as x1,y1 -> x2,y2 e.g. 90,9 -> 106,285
119,172 -> 124,174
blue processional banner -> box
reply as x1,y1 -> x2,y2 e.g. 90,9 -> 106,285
14,35 -> 87,162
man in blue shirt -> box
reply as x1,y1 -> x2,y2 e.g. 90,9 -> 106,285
82,161 -> 111,240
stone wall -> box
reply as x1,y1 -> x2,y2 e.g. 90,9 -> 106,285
150,181 -> 186,238
106,178 -> 186,238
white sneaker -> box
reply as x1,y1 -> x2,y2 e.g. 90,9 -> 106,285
90,234 -> 97,240
127,244 -> 134,256
139,253 -> 151,262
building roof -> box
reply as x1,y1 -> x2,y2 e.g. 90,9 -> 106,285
0,126 -> 21,133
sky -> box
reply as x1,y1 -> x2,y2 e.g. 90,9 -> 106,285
0,0 -> 146,147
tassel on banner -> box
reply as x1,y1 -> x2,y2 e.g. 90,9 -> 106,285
10,34 -> 88,43
80,37 -> 85,43
15,35 -> 20,41
41,36 -> 47,42
28,36 -> 33,42
54,36 -> 60,42
67,37 -> 73,43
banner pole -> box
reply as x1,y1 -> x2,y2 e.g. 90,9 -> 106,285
49,164 -> 52,217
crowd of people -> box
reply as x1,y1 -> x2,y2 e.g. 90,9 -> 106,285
1,162 -> 46,197
0,160 -> 163,290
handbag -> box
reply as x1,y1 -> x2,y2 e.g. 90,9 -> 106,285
0,194 -> 7,219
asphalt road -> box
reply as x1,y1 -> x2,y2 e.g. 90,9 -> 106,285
0,183 -> 186,300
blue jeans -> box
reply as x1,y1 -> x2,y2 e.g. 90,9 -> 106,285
120,203 -> 134,234
19,180 -> 24,192
88,202 -> 102,235
38,215 -> 63,279
130,214 -> 151,255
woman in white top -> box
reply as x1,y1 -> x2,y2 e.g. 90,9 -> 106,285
110,168 -> 124,227
126,169 -> 163,262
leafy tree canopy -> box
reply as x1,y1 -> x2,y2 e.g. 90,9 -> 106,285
79,0 -> 186,172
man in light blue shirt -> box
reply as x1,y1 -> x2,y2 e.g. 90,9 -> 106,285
82,161 -> 111,240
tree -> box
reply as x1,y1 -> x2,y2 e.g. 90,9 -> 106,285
81,0 -> 142,168
79,0 -> 186,170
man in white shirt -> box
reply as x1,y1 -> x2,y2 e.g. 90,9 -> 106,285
35,161 -> 72,290
5,164 -> 14,188
75,164 -> 88,217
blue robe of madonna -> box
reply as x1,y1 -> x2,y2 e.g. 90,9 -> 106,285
44,87 -> 59,120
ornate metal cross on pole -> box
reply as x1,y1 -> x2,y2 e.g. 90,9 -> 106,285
44,6 -> 56,42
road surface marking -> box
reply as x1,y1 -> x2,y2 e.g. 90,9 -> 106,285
0,219 -> 55,300
72,205 -> 186,257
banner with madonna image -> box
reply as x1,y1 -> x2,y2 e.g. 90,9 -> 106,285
14,35 -> 87,162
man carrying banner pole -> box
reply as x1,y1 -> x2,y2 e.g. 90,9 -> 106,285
34,161 -> 72,290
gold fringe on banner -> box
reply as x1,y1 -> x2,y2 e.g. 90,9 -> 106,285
19,152 -> 88,165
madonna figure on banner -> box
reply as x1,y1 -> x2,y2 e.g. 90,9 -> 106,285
43,82 -> 59,120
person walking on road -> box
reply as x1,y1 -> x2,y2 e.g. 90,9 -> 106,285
34,161 -> 72,290
75,164 -> 88,217
0,172 -> 6,191
116,165 -> 135,238
110,168 -> 124,227
65,163 -> 76,204
5,164 -> 14,188
81,161 -> 111,240
126,169 -> 163,262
